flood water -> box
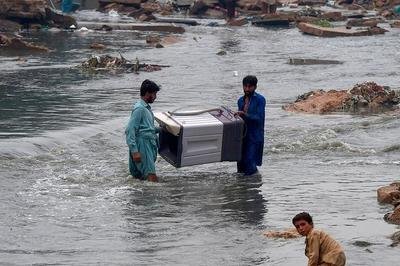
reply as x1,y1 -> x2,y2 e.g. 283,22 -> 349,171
1,10 -> 400,265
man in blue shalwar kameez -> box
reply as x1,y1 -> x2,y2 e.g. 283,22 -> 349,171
61,0 -> 80,13
125,80 -> 160,182
236,75 -> 266,176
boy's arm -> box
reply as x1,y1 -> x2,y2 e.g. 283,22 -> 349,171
307,232 -> 321,266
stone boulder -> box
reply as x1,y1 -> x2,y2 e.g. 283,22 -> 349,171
377,182 -> 400,204
384,205 -> 400,225
378,182 -> 400,226
283,82 -> 400,114
0,0 -> 77,29
0,0 -> 46,22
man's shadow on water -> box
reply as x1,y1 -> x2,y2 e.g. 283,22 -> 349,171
220,174 -> 268,225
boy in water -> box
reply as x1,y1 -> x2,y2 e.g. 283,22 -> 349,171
292,212 -> 346,266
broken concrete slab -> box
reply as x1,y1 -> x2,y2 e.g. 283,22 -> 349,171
98,0 -> 143,8
347,18 -> 382,27
227,17 -> 248,26
297,22 -> 387,37
0,19 -> 21,32
390,20 -> 400,27
155,17 -> 198,26
78,21 -> 185,33
0,33 -> 49,53
252,18 -> 290,27
288,58 -> 343,65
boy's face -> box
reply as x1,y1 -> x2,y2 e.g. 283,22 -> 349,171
294,219 -> 313,236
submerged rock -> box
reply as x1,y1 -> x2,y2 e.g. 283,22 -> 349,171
390,231 -> 400,247
89,43 -> 106,49
283,82 -> 400,114
352,240 -> 375,247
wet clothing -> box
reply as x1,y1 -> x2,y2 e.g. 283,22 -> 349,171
305,229 -> 346,266
61,0 -> 80,13
237,92 -> 265,175
125,99 -> 158,179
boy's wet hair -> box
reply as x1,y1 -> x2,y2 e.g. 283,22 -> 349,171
140,79 -> 160,96
292,212 -> 313,225
242,75 -> 258,87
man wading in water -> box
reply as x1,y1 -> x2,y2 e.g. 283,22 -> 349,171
235,75 -> 266,176
125,80 -> 160,182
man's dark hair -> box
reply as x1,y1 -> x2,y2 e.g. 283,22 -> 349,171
140,79 -> 160,96
242,75 -> 258,87
292,212 -> 313,225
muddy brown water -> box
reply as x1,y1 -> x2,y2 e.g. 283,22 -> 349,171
0,10 -> 400,265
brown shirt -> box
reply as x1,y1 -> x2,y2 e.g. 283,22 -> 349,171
305,229 -> 345,266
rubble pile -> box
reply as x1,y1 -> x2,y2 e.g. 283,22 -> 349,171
80,54 -> 169,73
283,82 -> 400,114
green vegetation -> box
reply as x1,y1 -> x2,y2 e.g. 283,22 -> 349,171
312,19 -> 332,28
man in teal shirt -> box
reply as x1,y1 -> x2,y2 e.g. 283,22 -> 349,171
125,80 -> 160,182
